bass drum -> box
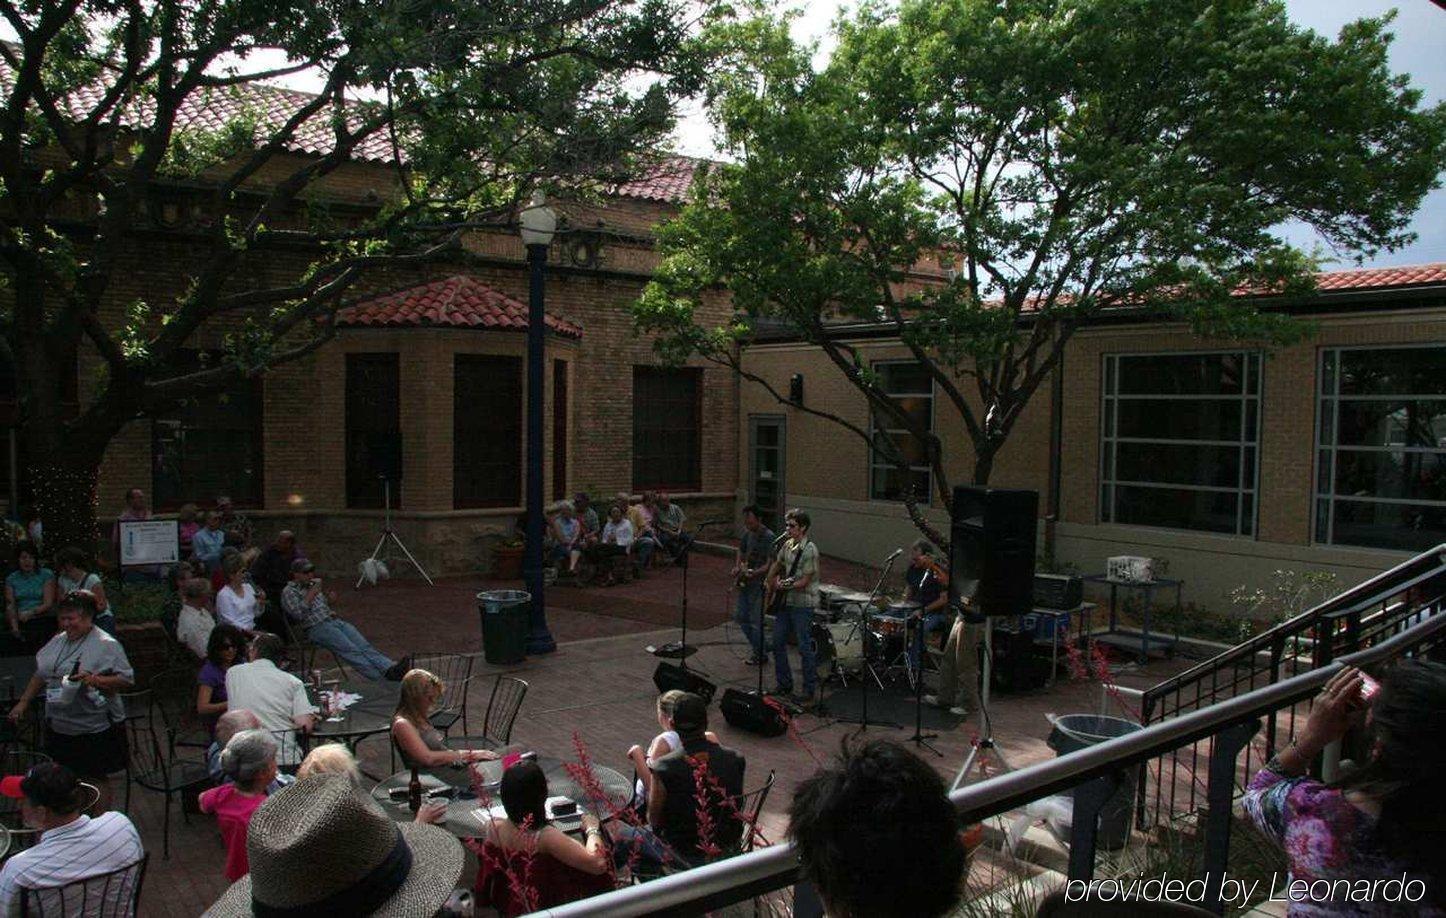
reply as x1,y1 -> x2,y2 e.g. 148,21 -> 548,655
814,621 -> 866,681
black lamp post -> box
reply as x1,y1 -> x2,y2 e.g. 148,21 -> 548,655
520,190 -> 557,655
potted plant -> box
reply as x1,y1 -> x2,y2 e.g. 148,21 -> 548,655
491,536 -> 525,580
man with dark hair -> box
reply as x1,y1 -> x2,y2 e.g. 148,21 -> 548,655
0,762 -> 144,914
904,539 -> 951,672
788,740 -> 966,918
732,505 -> 776,665
613,692 -> 747,871
766,508 -> 820,706
249,531 -> 306,633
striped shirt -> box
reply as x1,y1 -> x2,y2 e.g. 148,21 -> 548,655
0,812 -> 144,917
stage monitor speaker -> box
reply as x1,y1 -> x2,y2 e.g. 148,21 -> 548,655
720,688 -> 789,737
1033,573 -> 1083,611
949,486 -> 1038,617
652,662 -> 717,705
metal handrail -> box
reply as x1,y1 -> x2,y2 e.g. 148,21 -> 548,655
536,608 -> 1446,917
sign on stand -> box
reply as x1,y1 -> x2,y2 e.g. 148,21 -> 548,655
119,519 -> 179,567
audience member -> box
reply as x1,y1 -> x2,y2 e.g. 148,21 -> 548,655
54,547 -> 116,637
223,633 -> 317,768
205,775 -> 466,917
626,689 -> 719,807
574,493 -> 600,537
21,507 -> 42,552
621,492 -> 658,574
8,590 -> 132,813
391,669 -> 501,768
593,503 -> 635,586
788,739 -> 967,918
249,530 -> 304,632
175,503 -> 200,559
215,552 -> 264,634
0,763 -> 144,916
5,541 -> 55,652
176,577 -> 216,660
197,624 -> 246,736
280,559 -> 406,681
215,495 -> 254,554
296,744 -> 446,824
113,487 -> 162,583
200,729 -> 278,881
477,759 -> 611,916
654,492 -> 693,561
550,502 -> 584,576
206,709 -> 292,794
192,511 -> 226,575
732,505 -> 776,665
1244,661 -> 1446,912
612,692 -> 745,870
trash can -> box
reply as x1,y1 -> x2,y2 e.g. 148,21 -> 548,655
478,590 -> 531,665
1046,714 -> 1141,849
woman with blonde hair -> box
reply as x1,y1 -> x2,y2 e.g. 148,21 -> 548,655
391,669 -> 502,769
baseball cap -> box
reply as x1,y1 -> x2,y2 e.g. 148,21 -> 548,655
0,762 -> 81,810
290,559 -> 316,574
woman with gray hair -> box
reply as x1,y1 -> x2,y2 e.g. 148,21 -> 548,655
200,729 -> 278,881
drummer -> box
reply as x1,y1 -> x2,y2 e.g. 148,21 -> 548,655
905,540 -> 951,671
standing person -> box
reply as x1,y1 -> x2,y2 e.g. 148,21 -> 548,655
200,729 -> 279,882
215,553 -> 265,635
223,634 -> 317,769
766,509 -> 820,707
732,506 -> 776,665
924,603 -> 981,716
191,511 -> 226,575
904,540 -> 950,672
7,590 -> 133,813
279,560 -> 406,682
5,542 -> 56,652
54,547 -> 116,637
654,492 -> 693,562
113,487 -> 162,583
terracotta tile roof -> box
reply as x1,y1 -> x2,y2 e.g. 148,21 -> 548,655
1311,263 -> 1446,291
336,275 -> 582,338
609,155 -> 703,203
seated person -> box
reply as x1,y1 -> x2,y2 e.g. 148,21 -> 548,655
54,547 -> 116,636
620,492 -> 657,573
192,511 -> 226,575
904,539 -> 951,670
280,560 -> 406,682
626,690 -> 719,807
215,552 -> 265,634
612,692 -> 746,869
197,624 -> 246,736
199,729 -> 278,881
590,504 -> 634,587
653,492 -> 694,561
223,634 -> 318,769
574,493 -> 600,539
0,763 -> 144,915
549,502 -> 584,577
298,744 -> 447,824
249,530 -> 305,634
477,759 -> 611,916
206,708 -> 293,794
391,669 -> 501,768
789,739 -> 968,918
175,577 -> 216,660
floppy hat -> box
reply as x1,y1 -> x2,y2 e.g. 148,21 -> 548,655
205,774 -> 463,917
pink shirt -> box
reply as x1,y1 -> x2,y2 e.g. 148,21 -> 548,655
199,783 -> 266,880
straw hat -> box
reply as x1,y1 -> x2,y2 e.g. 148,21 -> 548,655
205,775 -> 464,917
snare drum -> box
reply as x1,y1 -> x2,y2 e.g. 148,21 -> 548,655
876,601 -> 922,637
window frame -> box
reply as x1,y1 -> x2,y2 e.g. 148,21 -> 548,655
150,350 -> 265,511
1098,349 -> 1262,537
1313,342 -> 1446,550
632,366 -> 703,493
453,353 -> 523,509
867,360 -> 935,505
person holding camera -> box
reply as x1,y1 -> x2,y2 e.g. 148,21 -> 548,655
279,560 -> 407,682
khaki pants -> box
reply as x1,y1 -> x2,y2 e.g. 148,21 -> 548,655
936,616 -> 981,711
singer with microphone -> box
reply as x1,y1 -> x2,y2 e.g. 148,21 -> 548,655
765,509 -> 820,708
731,506 -> 776,665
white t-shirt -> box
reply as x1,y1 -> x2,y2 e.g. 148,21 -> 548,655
0,812 -> 144,917
602,518 -> 635,548
176,604 -> 215,660
215,582 -> 259,631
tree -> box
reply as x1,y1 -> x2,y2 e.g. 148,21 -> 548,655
1,0 -> 720,552
636,0 -> 1446,546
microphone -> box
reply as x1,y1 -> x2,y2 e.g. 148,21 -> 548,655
885,548 -> 904,562
695,519 -> 732,530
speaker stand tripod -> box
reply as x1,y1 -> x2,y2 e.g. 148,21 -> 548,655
357,478 -> 434,588
951,623 -> 1013,790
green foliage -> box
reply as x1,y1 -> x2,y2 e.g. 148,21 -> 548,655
1231,568 -> 1342,625
108,579 -> 171,625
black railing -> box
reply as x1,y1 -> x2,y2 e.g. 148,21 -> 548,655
1137,545 -> 1446,828
534,605 -> 1446,917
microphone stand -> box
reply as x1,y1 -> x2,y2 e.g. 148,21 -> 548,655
655,520 -> 729,664
833,551 -> 903,731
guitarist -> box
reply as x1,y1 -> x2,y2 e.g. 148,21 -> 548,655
765,509 -> 821,708
731,506 -> 776,666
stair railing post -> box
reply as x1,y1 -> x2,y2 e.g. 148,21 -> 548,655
1067,771 -> 1121,884
1202,718 -> 1261,915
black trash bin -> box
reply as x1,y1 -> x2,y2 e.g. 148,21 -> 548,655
478,590 -> 530,665
1046,714 -> 1141,849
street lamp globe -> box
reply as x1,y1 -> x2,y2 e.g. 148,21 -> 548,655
519,190 -> 556,248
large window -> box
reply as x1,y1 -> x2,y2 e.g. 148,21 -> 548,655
633,367 -> 701,491
454,355 -> 522,508
345,353 -> 401,509
1100,351 -> 1261,535
1315,345 -> 1446,551
869,362 -> 933,503
152,351 -> 263,509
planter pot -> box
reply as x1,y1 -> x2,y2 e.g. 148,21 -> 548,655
492,546 -> 524,581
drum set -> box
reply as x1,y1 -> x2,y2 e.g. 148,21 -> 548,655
811,584 -> 926,689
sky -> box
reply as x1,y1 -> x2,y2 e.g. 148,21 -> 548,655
670,0 -> 1446,270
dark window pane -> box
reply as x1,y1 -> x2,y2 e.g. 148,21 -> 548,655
1113,486 -> 1239,534
153,350 -> 263,508
346,353 -> 401,509
1335,400 -> 1446,449
1321,351 -> 1337,395
1330,499 -> 1446,552
1115,353 -> 1244,396
634,367 -> 701,491
871,466 -> 931,503
1115,399 -> 1243,441
1115,442 -> 1241,489
1338,347 -> 1446,397
877,363 -> 931,394
1241,492 -> 1255,535
1315,498 -> 1331,543
454,355 -> 522,508
1318,400 -> 1333,444
1334,450 -> 1446,504
1317,449 -> 1333,497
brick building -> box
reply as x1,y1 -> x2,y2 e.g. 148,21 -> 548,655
738,265 -> 1446,609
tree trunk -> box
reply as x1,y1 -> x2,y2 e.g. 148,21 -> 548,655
972,448 -> 996,486
29,452 -> 102,562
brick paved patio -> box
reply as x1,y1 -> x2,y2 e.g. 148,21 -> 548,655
125,551 -> 1194,916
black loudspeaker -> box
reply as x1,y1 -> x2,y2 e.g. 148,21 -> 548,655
652,662 -> 717,705
1033,573 -> 1083,611
719,688 -> 789,737
990,627 -> 1051,693
949,486 -> 1038,617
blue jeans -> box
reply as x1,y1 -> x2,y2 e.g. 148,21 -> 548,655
772,604 -> 817,696
308,618 -> 396,681
611,823 -> 682,871
735,584 -> 765,659
657,530 -> 694,559
909,612 -> 951,669
634,536 -> 656,570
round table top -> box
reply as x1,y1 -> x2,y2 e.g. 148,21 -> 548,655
370,754 -> 632,839
310,680 -> 400,742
